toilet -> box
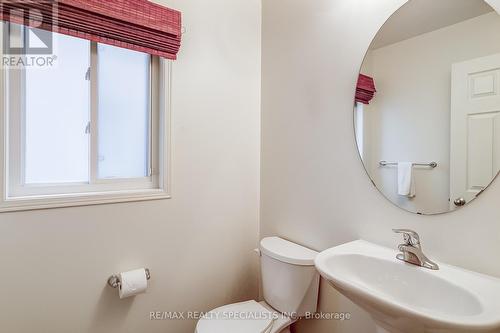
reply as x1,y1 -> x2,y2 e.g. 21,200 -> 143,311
195,237 -> 320,333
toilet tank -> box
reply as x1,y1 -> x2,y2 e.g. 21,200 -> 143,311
260,237 -> 320,317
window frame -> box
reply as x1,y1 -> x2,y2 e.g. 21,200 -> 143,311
0,23 -> 171,212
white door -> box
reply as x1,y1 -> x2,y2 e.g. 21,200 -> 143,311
450,53 -> 500,210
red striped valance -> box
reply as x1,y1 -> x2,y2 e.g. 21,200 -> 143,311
356,74 -> 376,105
0,0 -> 182,60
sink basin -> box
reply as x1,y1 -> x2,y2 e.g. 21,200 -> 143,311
314,240 -> 500,333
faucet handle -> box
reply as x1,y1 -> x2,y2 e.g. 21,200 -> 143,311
393,229 -> 420,246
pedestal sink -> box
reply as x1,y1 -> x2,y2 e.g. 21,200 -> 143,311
314,240 -> 500,333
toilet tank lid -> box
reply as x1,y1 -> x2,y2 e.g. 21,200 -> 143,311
260,237 -> 318,266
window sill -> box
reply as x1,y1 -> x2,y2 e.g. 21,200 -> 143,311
0,189 -> 171,212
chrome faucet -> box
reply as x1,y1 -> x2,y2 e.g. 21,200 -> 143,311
393,229 -> 439,270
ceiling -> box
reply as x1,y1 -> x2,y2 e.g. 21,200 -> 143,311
370,0 -> 494,49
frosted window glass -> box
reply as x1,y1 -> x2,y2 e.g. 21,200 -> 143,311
97,44 -> 150,179
25,31 -> 90,184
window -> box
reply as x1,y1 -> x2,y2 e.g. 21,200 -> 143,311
0,24 -> 171,211
355,102 -> 364,161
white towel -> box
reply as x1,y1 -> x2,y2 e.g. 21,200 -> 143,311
398,162 -> 415,198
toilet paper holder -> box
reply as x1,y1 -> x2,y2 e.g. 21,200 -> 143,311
107,268 -> 151,289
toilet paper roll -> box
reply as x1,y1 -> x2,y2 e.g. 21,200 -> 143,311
119,268 -> 148,299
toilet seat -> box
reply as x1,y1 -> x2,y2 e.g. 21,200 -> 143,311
195,300 -> 293,333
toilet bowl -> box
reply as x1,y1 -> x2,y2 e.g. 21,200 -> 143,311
195,300 -> 293,333
195,237 -> 320,333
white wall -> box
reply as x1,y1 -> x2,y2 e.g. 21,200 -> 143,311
261,1 -> 500,332
361,12 -> 500,215
0,1 -> 262,333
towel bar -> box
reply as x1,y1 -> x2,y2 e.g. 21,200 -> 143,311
379,161 -> 437,168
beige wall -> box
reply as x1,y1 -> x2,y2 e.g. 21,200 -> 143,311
261,1 -> 500,332
361,12 -> 500,215
0,1 -> 262,333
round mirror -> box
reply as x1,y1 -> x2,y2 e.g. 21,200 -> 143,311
354,0 -> 500,215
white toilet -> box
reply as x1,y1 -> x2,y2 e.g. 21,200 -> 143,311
195,237 -> 320,333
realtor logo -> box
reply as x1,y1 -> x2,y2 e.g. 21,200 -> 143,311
2,2 -> 55,55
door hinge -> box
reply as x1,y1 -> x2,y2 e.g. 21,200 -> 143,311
85,122 -> 91,134
85,67 -> 91,81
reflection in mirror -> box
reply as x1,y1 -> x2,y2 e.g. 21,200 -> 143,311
354,0 -> 500,215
